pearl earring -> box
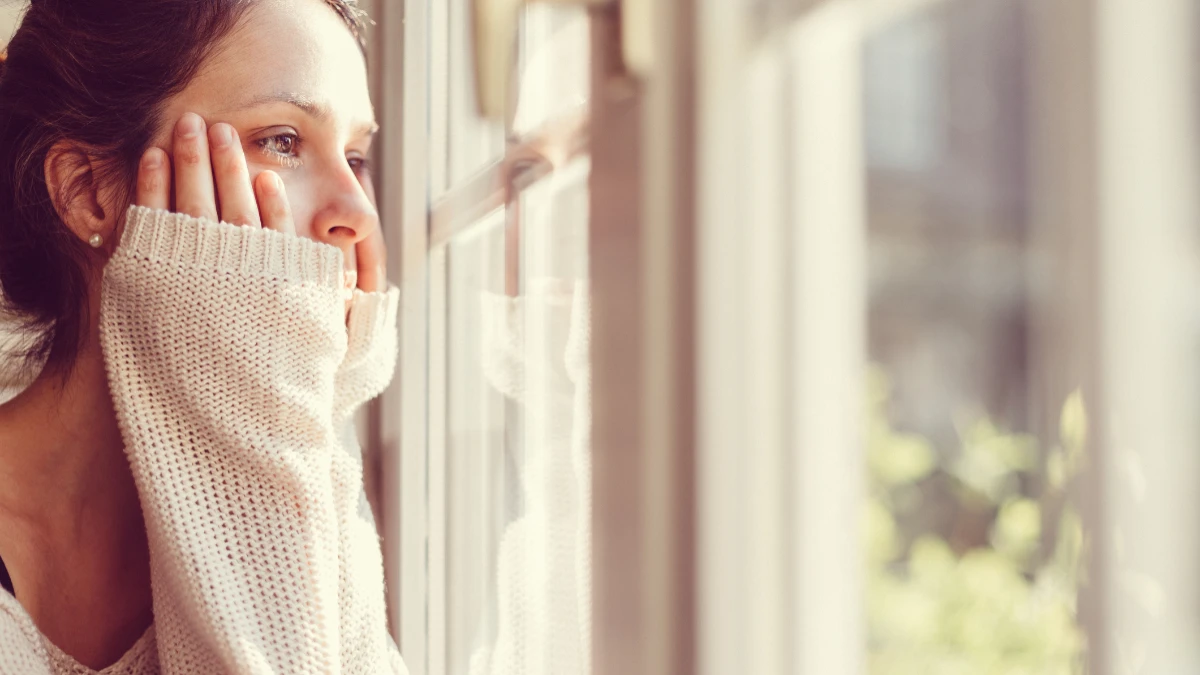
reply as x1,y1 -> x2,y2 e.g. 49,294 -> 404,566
88,233 -> 104,248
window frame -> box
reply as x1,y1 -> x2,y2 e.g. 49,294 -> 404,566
372,4 -> 630,675
366,0 -> 433,667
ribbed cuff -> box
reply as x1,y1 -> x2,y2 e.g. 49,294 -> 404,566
346,286 -> 400,356
118,206 -> 345,290
335,286 -> 400,421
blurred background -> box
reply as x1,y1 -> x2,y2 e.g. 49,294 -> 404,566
3,0 -> 1197,673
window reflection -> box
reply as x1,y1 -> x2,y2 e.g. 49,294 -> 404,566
450,160 -> 591,675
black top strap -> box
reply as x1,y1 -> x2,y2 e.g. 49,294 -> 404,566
0,554 -> 13,597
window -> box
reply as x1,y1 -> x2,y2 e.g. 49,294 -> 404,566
693,0 -> 1200,673
0,3 -> 24,49
370,3 -> 600,675
368,0 -> 1200,674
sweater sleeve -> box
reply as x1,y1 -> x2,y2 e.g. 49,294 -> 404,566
331,287 -> 409,675
99,206 -> 403,674
0,592 -> 52,675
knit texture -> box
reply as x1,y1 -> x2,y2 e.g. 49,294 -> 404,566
469,280 -> 592,675
0,206 -> 407,675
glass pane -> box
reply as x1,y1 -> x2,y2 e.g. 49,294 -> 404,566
440,0 -> 590,193
504,156 -> 592,675
861,1 -> 1086,672
0,3 -> 24,50
447,0 -> 506,189
443,159 -> 591,675
444,209 -> 509,675
512,5 -> 591,137
702,0 -> 1196,672
440,2 -> 593,672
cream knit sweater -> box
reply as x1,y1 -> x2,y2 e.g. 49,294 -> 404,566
0,206 -> 409,675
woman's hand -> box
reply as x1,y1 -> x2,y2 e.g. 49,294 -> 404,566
353,169 -> 387,294
135,111 -> 388,301
136,113 -> 294,236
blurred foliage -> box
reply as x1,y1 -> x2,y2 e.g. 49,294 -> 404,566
866,368 -> 1087,674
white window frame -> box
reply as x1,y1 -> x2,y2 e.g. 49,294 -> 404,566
365,0 -> 433,668
1029,1 -> 1200,672
695,2 -> 867,674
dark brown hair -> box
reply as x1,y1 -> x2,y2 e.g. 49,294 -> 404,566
0,0 -> 367,378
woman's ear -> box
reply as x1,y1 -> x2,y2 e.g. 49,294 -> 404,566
43,140 -> 114,247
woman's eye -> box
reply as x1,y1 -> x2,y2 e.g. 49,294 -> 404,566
255,132 -> 301,166
348,156 -> 371,177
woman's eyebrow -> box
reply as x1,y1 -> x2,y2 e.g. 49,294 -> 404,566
221,92 -> 379,136
224,92 -> 329,120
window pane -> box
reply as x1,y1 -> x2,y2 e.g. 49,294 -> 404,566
443,160 -> 591,675
0,3 -> 24,50
440,0 -> 590,193
512,5 -> 591,137
444,209 -> 508,675
446,0 -> 506,189
438,2 -> 593,672
701,1 -> 1197,673
507,156 -> 591,675
862,1 -> 1086,672
445,163 -> 592,675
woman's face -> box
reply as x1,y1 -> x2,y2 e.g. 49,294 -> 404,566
150,0 -> 377,269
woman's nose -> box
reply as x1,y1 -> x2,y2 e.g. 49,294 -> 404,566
310,183 -> 378,250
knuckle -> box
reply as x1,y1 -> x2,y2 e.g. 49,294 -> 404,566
227,211 -> 259,227
175,142 -> 204,168
179,200 -> 217,221
267,208 -> 292,229
215,147 -> 245,175
139,169 -> 162,196
268,200 -> 291,223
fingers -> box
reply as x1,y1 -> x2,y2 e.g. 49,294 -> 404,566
355,227 -> 387,293
209,123 -> 260,228
172,113 -> 218,222
141,113 -> 295,236
354,173 -> 387,292
255,171 -> 294,235
135,147 -> 170,211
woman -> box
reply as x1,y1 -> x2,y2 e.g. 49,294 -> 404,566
0,0 -> 407,672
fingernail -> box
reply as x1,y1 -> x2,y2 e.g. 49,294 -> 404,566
177,113 -> 203,138
210,123 -> 234,148
141,148 -> 162,170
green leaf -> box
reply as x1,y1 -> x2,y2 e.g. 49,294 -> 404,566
865,497 -> 901,564
871,432 -> 937,486
1059,390 -> 1088,458
991,498 -> 1042,563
